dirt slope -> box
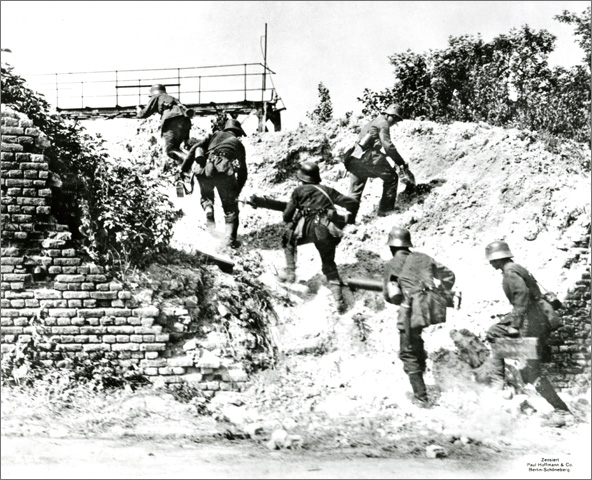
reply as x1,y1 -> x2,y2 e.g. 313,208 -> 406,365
82,115 -> 591,458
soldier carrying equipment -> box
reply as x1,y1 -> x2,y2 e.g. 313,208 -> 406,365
383,227 -> 456,407
186,119 -> 248,248
281,162 -> 359,314
484,240 -> 570,417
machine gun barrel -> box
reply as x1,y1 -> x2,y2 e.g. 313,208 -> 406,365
342,277 -> 384,292
245,195 -> 287,212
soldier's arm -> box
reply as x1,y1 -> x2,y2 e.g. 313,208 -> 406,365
137,96 -> 159,119
330,189 -> 359,217
433,261 -> 456,291
377,123 -> 406,167
236,142 -> 248,192
504,271 -> 530,329
283,191 -> 298,223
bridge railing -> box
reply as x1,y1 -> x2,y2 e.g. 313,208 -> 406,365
26,63 -> 277,110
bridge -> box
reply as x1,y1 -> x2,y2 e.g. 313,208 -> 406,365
26,62 -> 285,131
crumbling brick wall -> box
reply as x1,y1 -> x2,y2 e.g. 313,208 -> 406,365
1,107 -> 249,394
544,230 -> 591,391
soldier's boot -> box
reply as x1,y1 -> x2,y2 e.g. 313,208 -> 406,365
408,372 -> 429,406
534,376 -> 570,412
489,355 -> 506,390
279,249 -> 296,283
223,218 -> 241,249
328,280 -> 347,314
204,205 -> 216,231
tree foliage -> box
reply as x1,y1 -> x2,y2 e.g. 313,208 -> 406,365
358,12 -> 591,143
1,64 -> 181,269
308,82 -> 333,124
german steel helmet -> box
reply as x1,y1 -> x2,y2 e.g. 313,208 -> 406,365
223,119 -> 247,137
485,240 -> 514,261
149,84 -> 167,95
297,161 -> 321,184
387,227 -> 413,247
382,104 -> 404,120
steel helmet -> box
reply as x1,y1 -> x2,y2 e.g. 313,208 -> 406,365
297,161 -> 321,184
223,119 -> 247,137
387,227 -> 413,248
149,84 -> 167,96
382,104 -> 404,121
485,240 -> 513,261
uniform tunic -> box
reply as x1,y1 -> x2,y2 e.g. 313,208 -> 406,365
344,114 -> 406,215
383,250 -> 455,375
283,184 -> 357,281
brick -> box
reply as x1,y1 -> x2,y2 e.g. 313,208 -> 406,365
1,318 -> 14,326
143,367 -> 159,376
68,300 -> 83,308
140,343 -> 166,352
9,300 -> 25,308
19,162 -> 48,170
55,274 -> 85,283
2,273 -> 31,282
111,343 -> 140,352
78,309 -> 104,318
1,127 -> 25,135
103,335 -> 116,343
83,344 -> 110,352
1,257 -> 23,266
35,290 -> 63,300
83,300 -> 97,308
116,335 -> 130,342
1,143 -> 24,152
106,326 -> 135,334
62,291 -> 90,299
41,239 -> 66,249
47,308 -> 77,318
81,283 -> 95,291
0,308 -> 38,317
0,327 -> 24,334
56,344 -> 83,352
54,258 -> 82,266
61,249 -> 76,257
17,136 -> 34,146
56,319 -> 71,326
96,283 -> 110,291
90,292 -> 118,300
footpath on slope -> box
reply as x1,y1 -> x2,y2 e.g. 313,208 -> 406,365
78,115 -> 591,460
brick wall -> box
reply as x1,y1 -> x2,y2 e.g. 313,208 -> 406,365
1,106 -> 249,394
544,230 -> 591,391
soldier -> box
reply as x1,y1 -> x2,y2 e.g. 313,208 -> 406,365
187,119 -> 248,249
281,161 -> 358,314
484,241 -> 570,417
343,105 -> 414,221
136,84 -> 193,180
383,227 -> 456,406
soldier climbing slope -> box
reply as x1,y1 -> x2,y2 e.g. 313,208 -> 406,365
484,241 -> 571,423
383,227 -> 456,407
187,119 -> 248,250
281,162 -> 358,314
343,105 -> 415,222
136,84 -> 193,183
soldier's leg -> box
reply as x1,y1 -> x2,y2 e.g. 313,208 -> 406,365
486,322 -> 509,389
399,327 -> 428,403
347,160 -> 368,223
520,360 -> 570,412
162,117 -> 189,165
197,176 -> 216,230
216,175 -> 241,248
376,163 -> 399,216
314,234 -> 345,313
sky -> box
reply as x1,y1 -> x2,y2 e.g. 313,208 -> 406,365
1,1 -> 589,130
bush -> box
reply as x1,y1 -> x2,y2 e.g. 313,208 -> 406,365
1,64 -> 181,268
358,8 -> 591,143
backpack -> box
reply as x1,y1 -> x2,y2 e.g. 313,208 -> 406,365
204,153 -> 237,177
505,264 -> 562,332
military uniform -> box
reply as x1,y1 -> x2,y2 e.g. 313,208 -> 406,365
344,113 -> 407,218
191,127 -> 247,246
137,91 -> 191,162
384,249 -> 455,403
283,180 -> 358,311
486,261 -> 568,410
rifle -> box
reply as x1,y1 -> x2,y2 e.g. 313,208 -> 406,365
244,195 -> 287,212
243,195 -> 352,227
194,249 -> 234,274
